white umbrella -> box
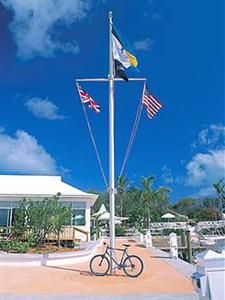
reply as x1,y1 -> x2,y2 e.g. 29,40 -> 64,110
92,203 -> 107,218
98,211 -> 124,225
116,216 -> 129,221
115,219 -> 122,225
161,212 -> 176,219
98,211 -> 110,221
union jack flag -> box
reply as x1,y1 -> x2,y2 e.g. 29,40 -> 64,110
76,83 -> 100,113
142,83 -> 162,119
88,99 -> 100,113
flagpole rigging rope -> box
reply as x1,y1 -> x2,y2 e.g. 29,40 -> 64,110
118,97 -> 143,181
76,80 -> 147,190
81,103 -> 108,189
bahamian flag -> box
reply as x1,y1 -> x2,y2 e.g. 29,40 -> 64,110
112,26 -> 138,81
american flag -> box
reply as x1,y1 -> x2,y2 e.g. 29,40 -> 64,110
142,83 -> 162,119
76,83 -> 100,113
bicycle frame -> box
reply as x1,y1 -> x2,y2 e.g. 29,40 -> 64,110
103,245 -> 129,270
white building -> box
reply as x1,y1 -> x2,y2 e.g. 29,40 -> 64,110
0,175 -> 98,241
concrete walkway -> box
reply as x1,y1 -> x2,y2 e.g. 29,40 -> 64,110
1,294 -> 198,300
149,247 -> 196,278
0,239 -> 198,300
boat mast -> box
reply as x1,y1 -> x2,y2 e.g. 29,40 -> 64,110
108,11 -> 115,272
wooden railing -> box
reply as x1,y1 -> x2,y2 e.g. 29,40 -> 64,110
0,227 -> 10,240
47,226 -> 89,242
0,226 -> 89,242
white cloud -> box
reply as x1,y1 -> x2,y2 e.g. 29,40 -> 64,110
0,129 -> 59,174
192,123 -> 225,149
161,165 -> 183,184
133,38 -> 154,51
188,124 -> 225,196
161,165 -> 174,184
0,125 -> 5,133
162,123 -> 225,197
1,0 -> 91,60
25,97 -> 65,120
152,13 -> 162,21
185,149 -> 225,195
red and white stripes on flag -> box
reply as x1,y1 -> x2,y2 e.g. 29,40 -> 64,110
142,83 -> 162,119
76,83 -> 100,113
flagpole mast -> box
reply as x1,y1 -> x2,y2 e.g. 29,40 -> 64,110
108,11 -> 115,273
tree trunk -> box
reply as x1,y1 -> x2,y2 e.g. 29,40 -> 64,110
57,232 -> 60,248
146,206 -> 150,229
144,201 -> 148,228
120,194 -> 123,217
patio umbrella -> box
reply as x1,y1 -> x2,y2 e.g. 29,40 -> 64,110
91,203 -> 107,218
98,211 -> 125,225
98,211 -> 110,221
161,212 -> 176,220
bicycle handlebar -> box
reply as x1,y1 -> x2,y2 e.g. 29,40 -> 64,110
103,242 -> 128,252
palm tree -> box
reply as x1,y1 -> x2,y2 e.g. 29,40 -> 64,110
213,179 -> 225,213
117,175 -> 129,217
140,176 -> 171,228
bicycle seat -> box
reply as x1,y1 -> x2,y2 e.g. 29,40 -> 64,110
123,244 -> 131,247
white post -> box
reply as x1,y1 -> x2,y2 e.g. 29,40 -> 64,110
192,249 -> 225,300
108,11 -> 115,273
140,233 -> 144,243
169,232 -> 178,259
145,230 -> 153,248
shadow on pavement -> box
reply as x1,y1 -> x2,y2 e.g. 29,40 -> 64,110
135,244 -> 146,248
46,266 -> 126,277
46,265 -> 92,276
150,256 -> 172,259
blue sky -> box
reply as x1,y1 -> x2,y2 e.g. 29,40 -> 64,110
0,0 -> 224,201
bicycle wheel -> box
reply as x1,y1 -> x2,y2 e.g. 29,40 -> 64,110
89,254 -> 110,276
123,255 -> 144,278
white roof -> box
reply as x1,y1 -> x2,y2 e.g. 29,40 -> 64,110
0,175 -> 97,202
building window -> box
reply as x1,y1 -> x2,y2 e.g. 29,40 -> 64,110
72,209 -> 86,226
0,209 -> 10,227
61,201 -> 86,209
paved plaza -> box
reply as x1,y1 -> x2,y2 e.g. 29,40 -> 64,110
0,240 -> 198,300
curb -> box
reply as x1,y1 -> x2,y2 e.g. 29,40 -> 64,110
0,239 -> 103,267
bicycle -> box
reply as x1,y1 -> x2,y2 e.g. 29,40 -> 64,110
89,242 -> 144,278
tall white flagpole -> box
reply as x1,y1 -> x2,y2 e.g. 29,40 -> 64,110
108,11 -> 115,273
76,12 -> 146,275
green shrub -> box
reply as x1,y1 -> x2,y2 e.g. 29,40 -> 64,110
115,226 -> 126,236
0,241 -> 29,253
0,240 -> 8,252
12,195 -> 71,247
139,228 -> 147,235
